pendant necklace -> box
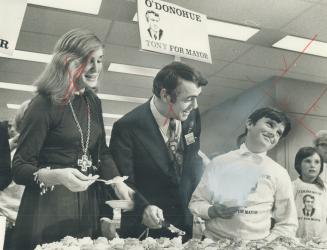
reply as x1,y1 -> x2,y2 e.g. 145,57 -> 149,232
69,98 -> 92,172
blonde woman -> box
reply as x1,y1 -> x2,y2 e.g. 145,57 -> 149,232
12,29 -> 133,250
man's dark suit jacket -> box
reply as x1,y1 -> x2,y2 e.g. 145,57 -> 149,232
0,121 -> 11,190
109,100 -> 203,239
302,208 -> 315,217
147,28 -> 163,40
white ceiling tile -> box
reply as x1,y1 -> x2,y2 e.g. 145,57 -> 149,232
27,0 -> 103,15
284,72 -> 327,84
281,4 -> 327,42
201,86 -> 243,99
207,76 -> 257,90
238,45 -> 327,79
0,71 -> 38,85
237,46 -> 298,70
198,89 -> 243,108
16,31 -> 58,54
181,58 -> 229,77
195,0 -> 311,29
163,0 -> 311,29
99,73 -> 152,99
209,37 -> 254,62
0,58 -> 44,76
107,22 -> 140,48
22,6 -> 112,41
98,0 -> 136,22
102,72 -> 153,89
216,62 -> 280,83
101,100 -> 140,115
287,55 -> 327,78
105,44 -> 173,69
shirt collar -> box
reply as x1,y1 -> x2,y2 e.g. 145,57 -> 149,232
239,143 -> 267,159
150,96 -> 170,134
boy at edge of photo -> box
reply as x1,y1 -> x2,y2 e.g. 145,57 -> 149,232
189,107 -> 298,245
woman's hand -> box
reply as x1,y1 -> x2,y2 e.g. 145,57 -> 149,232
59,169 -> 99,192
38,168 -> 98,192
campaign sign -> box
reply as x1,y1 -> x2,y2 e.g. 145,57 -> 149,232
138,0 -> 212,63
0,0 -> 27,55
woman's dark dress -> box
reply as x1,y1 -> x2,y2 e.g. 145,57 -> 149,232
11,90 -> 119,250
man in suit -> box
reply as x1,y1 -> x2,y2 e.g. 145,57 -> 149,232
109,62 -> 208,240
302,194 -> 315,217
146,10 -> 163,41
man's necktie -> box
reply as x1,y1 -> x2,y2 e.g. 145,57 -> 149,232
154,34 -> 158,40
167,119 -> 183,177
168,119 -> 177,154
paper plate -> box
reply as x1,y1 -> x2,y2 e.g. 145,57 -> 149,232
106,200 -> 134,210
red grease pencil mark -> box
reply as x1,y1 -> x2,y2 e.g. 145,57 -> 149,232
246,34 -> 320,137
163,103 -> 178,126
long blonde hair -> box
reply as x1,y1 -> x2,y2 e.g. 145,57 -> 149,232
14,99 -> 31,133
34,28 -> 103,104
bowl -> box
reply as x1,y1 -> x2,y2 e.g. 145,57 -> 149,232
105,200 -> 134,211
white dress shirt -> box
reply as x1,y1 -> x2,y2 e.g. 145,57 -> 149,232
150,96 -> 181,143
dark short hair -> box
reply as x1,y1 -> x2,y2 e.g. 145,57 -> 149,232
303,194 -> 315,203
152,62 -> 208,102
295,147 -> 324,177
237,107 -> 291,146
145,10 -> 159,22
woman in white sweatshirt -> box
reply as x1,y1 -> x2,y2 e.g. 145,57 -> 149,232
292,147 -> 327,243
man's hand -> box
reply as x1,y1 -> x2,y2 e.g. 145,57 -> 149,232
208,203 -> 240,219
142,205 -> 164,229
112,181 -> 135,200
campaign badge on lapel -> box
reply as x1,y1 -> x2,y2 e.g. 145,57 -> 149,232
185,132 -> 195,145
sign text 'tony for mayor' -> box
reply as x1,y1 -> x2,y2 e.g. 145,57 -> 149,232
138,0 -> 212,63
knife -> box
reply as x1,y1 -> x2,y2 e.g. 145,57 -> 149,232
137,220 -> 185,240
161,220 -> 186,236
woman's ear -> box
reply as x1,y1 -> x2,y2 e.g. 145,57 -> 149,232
159,88 -> 171,104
